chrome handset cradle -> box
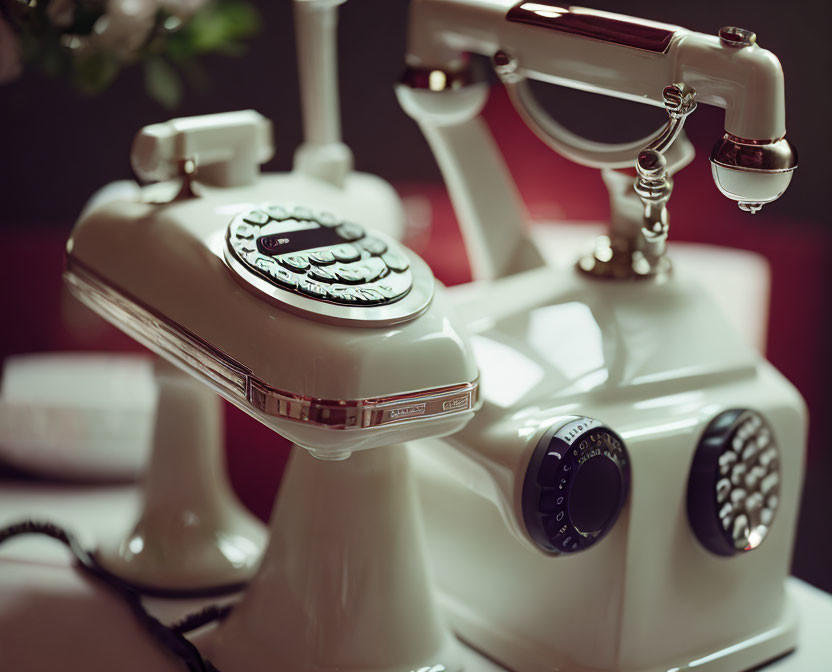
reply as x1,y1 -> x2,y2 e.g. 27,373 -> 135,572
630,83 -> 696,274
578,82 -> 698,279
399,1 -> 799,284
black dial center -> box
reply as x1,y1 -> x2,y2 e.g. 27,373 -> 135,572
522,417 -> 630,555
569,456 -> 622,534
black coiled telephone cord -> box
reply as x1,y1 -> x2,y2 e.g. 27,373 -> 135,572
0,520 -> 230,672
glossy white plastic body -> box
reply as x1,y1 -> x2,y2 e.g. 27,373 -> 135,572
397,82 -> 542,282
107,164 -> 405,243
95,363 -> 266,592
65,168 -> 480,669
409,264 -> 806,672
204,443 -> 465,672
66,177 -> 476,457
405,0 -> 787,141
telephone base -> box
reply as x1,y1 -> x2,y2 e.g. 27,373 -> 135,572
441,590 -> 798,672
203,445 -> 465,672
529,221 -> 771,352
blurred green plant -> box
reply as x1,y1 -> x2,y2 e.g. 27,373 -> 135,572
0,0 -> 260,107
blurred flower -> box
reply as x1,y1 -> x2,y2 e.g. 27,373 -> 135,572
46,0 -> 76,28
0,0 -> 260,106
90,0 -> 158,60
0,15 -> 22,84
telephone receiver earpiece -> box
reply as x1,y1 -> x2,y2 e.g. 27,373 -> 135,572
399,2 -> 798,280
499,60 -> 799,215
710,133 -> 798,214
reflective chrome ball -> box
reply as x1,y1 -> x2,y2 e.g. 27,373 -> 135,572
709,134 -> 798,213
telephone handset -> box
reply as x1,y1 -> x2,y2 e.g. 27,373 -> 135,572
397,0 -> 798,281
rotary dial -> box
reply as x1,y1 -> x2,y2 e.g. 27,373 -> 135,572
522,417 -> 630,555
687,409 -> 780,556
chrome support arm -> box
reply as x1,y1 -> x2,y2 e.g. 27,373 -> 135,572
634,83 -> 697,253
494,52 -> 695,175
574,83 -> 697,280
635,150 -> 672,249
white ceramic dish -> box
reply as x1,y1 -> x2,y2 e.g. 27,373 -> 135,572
0,353 -> 157,481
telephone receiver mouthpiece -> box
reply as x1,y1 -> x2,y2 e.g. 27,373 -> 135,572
709,134 -> 798,213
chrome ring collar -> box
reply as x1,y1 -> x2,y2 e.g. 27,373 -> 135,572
709,134 -> 798,174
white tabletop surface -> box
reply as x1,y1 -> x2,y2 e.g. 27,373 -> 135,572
0,479 -> 829,671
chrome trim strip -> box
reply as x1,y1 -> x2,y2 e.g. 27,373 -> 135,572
249,379 -> 479,430
64,258 -> 249,397
506,3 -> 677,54
63,258 -> 479,431
709,134 -> 798,174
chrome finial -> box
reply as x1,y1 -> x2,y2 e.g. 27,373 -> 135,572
738,201 -> 764,214
492,50 -> 521,84
630,84 -> 697,263
578,83 -> 697,281
635,149 -> 671,245
718,26 -> 757,48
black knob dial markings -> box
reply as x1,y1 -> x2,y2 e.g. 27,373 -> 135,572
523,417 -> 631,555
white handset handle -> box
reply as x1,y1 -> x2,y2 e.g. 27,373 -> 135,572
396,83 -> 545,282
405,1 -> 787,141
294,0 -> 344,146
292,0 -> 354,186
130,110 -> 274,188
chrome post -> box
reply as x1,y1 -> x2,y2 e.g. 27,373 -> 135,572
579,83 -> 697,280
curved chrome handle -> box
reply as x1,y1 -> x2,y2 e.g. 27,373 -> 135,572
495,53 -> 695,175
644,82 -> 697,154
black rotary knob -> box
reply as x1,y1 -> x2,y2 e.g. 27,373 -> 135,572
687,409 -> 780,556
522,417 -> 630,555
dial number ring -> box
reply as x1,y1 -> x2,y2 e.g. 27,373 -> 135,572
688,409 -> 780,556
224,204 -> 433,325
523,417 -> 631,555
